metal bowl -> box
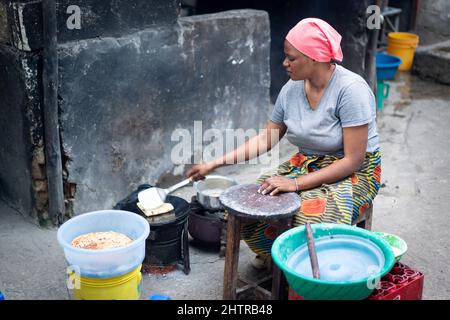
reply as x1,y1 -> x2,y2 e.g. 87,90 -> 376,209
193,175 -> 238,210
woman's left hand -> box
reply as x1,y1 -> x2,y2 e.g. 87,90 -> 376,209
258,176 -> 297,196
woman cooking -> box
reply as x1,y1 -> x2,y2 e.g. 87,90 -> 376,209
186,18 -> 381,267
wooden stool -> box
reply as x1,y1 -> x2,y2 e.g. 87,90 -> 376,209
219,184 -> 301,300
352,203 -> 373,231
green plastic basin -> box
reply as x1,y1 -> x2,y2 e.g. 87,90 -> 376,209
271,224 -> 395,300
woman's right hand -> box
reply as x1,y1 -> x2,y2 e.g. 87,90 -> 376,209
186,162 -> 216,181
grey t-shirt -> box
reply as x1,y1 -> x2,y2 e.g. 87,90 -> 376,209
271,65 -> 379,157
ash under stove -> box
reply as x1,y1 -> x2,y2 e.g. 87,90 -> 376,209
114,184 -> 190,274
188,196 -> 227,256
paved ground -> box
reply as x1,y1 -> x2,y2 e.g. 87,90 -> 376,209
1,72 -> 449,300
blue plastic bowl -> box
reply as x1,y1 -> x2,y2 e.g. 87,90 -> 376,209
376,52 -> 402,80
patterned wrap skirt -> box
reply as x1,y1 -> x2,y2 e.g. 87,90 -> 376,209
241,149 -> 381,257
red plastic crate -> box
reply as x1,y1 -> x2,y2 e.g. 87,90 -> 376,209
288,262 -> 424,300
368,262 -> 424,300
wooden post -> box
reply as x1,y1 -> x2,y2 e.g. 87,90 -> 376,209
271,218 -> 290,300
223,214 -> 241,300
182,222 -> 190,274
42,0 -> 64,225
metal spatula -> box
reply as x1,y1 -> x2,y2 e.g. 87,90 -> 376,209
138,178 -> 191,210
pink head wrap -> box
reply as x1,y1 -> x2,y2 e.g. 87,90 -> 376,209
286,18 -> 343,63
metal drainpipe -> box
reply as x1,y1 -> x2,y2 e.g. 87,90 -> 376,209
42,0 -> 65,225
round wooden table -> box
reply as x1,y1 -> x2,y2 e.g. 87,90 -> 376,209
219,183 -> 301,300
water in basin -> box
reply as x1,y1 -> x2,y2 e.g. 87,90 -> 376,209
286,234 -> 385,282
201,188 -> 225,197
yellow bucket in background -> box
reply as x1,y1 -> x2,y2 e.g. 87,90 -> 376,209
71,265 -> 142,300
387,32 -> 419,71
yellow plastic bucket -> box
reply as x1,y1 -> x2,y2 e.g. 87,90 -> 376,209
70,265 -> 142,300
387,32 -> 419,71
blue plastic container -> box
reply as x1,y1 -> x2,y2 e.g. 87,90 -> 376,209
0,291 -> 5,300
57,210 -> 150,278
376,52 -> 402,80
149,294 -> 171,300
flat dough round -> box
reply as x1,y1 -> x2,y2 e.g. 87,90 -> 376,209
71,231 -> 133,249
137,202 -> 174,217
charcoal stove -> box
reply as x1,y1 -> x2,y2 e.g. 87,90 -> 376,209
114,184 -> 190,275
188,195 -> 227,256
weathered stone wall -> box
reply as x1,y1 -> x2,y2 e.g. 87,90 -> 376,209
0,3 -> 271,222
0,0 -> 183,223
413,40 -> 450,85
0,0 -> 180,49
0,46 -> 46,223
416,0 -> 450,45
58,10 -> 270,215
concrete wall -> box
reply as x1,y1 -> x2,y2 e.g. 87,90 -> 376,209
413,40 -> 450,85
58,10 -> 270,215
416,0 -> 450,45
0,1 -> 8,43
0,46 -> 47,222
0,48 -> 33,217
0,2 -> 271,221
0,0 -> 180,49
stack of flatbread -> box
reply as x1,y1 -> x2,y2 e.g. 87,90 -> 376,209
71,231 -> 133,249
